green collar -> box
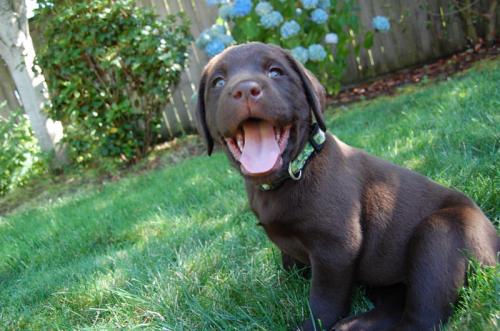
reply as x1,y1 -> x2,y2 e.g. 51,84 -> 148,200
260,123 -> 326,191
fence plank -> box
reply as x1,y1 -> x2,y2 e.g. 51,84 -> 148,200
173,75 -> 193,131
441,0 -> 468,54
163,95 -> 182,136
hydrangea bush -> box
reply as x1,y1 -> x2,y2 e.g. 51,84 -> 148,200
195,24 -> 235,57
196,0 -> 387,93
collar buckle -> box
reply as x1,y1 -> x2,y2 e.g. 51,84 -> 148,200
288,163 -> 303,180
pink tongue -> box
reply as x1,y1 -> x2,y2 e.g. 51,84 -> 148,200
240,121 -> 280,175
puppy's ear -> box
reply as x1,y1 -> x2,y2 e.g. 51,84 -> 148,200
304,70 -> 326,115
284,51 -> 327,131
196,69 -> 214,156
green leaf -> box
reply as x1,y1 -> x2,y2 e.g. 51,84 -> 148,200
239,17 -> 261,41
363,31 -> 374,49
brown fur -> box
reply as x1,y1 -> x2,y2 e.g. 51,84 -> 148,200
196,43 -> 498,331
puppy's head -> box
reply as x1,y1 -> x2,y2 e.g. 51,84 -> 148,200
197,42 -> 326,183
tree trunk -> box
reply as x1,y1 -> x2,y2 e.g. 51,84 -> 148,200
0,0 -> 65,165
1,44 -> 54,151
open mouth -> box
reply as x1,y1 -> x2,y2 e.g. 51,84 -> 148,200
224,120 -> 291,177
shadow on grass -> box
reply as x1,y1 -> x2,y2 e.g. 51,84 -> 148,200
0,154 -> 310,330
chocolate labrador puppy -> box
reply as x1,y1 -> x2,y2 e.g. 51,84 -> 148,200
196,42 -> 498,331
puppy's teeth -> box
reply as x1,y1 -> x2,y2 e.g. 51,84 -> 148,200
274,127 -> 280,141
237,136 -> 244,151
276,129 -> 281,142
234,131 -> 244,150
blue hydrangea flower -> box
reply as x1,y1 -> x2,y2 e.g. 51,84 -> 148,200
372,16 -> 390,32
300,0 -> 318,9
206,0 -> 219,6
311,8 -> 328,24
255,1 -> 273,16
260,11 -> 283,29
219,34 -> 235,46
195,31 -> 212,48
196,24 -> 231,53
209,24 -> 226,37
308,44 -> 327,61
280,20 -> 300,39
318,0 -> 331,9
206,0 -> 227,6
205,39 -> 225,57
219,4 -> 233,20
291,46 -> 309,64
325,32 -> 338,44
231,0 -> 252,17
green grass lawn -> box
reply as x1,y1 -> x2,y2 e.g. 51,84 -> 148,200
1,59 -> 499,330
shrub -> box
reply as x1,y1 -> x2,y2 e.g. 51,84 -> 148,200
197,0 -> 377,93
0,103 -> 45,196
36,0 -> 191,165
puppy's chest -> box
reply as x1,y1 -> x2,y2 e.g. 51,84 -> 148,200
262,222 -> 310,264
249,187 -> 307,223
252,202 -> 298,225
250,193 -> 310,263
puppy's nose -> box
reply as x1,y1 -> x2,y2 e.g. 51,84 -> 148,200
232,80 -> 262,101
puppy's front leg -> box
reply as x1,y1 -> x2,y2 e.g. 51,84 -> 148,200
300,258 -> 354,331
282,251 -> 311,278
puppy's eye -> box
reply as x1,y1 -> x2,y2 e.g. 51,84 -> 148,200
212,77 -> 225,88
268,67 -> 283,78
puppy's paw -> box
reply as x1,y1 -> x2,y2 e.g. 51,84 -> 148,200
332,316 -> 370,331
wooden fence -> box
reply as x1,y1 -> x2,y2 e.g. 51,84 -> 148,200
0,0 -> 497,135
137,0 -> 218,137
342,0 -> 497,84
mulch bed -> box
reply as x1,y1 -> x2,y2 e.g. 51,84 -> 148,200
327,40 -> 500,106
